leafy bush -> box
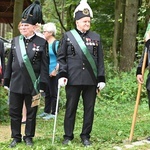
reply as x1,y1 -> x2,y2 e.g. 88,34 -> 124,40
0,86 -> 9,122
99,62 -> 148,105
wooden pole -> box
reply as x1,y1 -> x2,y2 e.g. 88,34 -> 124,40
129,47 -> 148,142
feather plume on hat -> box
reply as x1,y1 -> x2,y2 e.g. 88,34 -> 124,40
21,0 -> 43,25
73,0 -> 93,20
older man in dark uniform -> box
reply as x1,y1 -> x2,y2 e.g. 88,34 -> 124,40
57,0 -> 106,147
4,1 -> 49,148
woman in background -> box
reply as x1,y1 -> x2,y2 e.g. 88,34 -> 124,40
38,22 -> 59,120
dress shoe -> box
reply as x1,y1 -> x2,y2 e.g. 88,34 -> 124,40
81,139 -> 91,147
62,139 -> 71,145
9,139 -> 21,148
24,138 -> 33,146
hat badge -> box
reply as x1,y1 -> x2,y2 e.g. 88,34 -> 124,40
82,8 -> 90,15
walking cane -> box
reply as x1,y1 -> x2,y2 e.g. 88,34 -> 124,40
52,78 -> 67,144
129,47 -> 148,142
52,84 -> 60,144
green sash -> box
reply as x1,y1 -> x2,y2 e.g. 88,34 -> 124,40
19,35 -> 39,94
70,29 -> 97,78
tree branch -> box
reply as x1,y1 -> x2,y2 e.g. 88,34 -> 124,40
53,0 -> 67,31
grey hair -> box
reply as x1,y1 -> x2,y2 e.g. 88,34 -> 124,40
43,22 -> 57,36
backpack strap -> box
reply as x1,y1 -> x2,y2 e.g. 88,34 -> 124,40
52,40 -> 58,56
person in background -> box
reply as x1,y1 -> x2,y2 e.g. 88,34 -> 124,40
0,39 -> 5,85
38,22 -> 59,120
3,1 -> 49,148
57,0 -> 105,147
136,22 -> 150,141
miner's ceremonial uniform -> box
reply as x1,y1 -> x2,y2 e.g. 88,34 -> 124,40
58,29 -> 105,85
5,35 -> 48,95
3,1 -> 49,148
57,0 -> 105,146
4,33 -> 49,145
58,28 -> 105,142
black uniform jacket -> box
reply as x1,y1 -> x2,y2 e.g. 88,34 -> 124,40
136,39 -> 150,75
57,29 -> 105,85
136,39 -> 150,90
4,34 -> 49,94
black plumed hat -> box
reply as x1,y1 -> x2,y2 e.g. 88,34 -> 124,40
21,0 -> 43,25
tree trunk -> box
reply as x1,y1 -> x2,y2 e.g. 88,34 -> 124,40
13,0 -> 24,37
112,0 -> 122,70
119,0 -> 139,71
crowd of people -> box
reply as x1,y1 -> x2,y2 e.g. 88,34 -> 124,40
1,0 -> 108,148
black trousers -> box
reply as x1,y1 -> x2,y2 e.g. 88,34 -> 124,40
64,85 -> 97,140
9,92 -> 38,141
44,76 -> 58,114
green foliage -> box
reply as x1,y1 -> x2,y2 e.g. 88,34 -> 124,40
137,4 -> 147,56
101,70 -> 137,103
99,60 -> 148,105
90,0 -> 115,50
42,0 -> 115,48
41,0 -> 149,66
0,87 -> 9,122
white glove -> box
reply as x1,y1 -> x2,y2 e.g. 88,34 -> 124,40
4,86 -> 9,91
97,82 -> 105,90
58,77 -> 68,87
39,90 -> 44,93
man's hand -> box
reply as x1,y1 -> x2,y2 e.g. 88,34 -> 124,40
58,77 -> 68,87
97,82 -> 106,91
136,74 -> 144,84
4,86 -> 9,91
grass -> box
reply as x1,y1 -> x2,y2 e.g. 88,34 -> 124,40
1,96 -> 150,150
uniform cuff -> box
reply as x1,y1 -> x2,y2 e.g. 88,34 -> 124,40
3,78 -> 10,87
136,67 -> 142,76
40,82 -> 46,92
58,72 -> 68,79
97,76 -> 105,83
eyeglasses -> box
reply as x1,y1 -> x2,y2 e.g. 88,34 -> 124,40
43,31 -> 51,33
